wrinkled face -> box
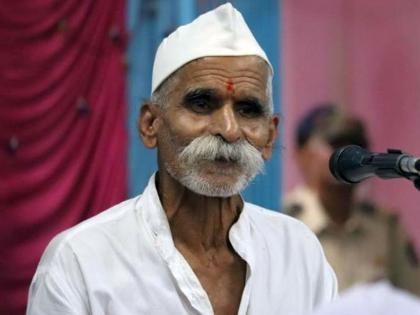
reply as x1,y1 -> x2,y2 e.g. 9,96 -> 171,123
150,56 -> 278,197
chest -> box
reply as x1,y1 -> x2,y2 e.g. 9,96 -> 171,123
178,247 -> 247,315
78,238 -> 320,315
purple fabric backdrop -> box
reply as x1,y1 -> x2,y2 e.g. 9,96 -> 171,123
282,0 -> 420,253
0,1 -> 127,314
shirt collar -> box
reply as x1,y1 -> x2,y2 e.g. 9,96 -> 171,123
137,173 -> 176,260
137,173 -> 253,261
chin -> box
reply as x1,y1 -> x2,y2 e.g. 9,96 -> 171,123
165,158 -> 263,197
168,166 -> 248,197
185,171 -> 249,197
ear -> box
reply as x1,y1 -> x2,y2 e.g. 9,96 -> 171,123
138,101 -> 161,149
262,115 -> 279,160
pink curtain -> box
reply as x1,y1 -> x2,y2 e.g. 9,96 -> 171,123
0,1 -> 127,314
282,0 -> 420,253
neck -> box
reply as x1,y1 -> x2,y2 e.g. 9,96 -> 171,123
316,182 -> 354,226
156,170 -> 243,253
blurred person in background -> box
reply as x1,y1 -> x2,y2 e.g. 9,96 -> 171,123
284,104 -> 419,294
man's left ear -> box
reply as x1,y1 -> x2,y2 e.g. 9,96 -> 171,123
262,115 -> 279,160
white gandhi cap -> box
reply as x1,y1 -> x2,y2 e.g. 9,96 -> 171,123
151,2 -> 272,95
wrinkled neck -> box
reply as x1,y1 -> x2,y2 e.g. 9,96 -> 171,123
156,170 -> 243,252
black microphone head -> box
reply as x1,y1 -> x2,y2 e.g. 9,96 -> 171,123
329,145 -> 373,184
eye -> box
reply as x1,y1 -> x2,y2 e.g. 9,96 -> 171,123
183,89 -> 218,114
188,99 -> 213,113
236,100 -> 265,118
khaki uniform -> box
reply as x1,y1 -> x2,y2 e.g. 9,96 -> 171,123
284,186 -> 419,294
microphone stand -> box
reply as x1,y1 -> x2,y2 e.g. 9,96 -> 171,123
388,149 -> 420,191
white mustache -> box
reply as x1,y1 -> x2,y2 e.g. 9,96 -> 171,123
179,135 -> 264,171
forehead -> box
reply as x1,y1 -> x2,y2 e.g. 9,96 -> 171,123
175,56 -> 270,92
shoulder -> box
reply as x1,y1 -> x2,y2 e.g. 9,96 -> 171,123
28,197 -> 142,313
245,202 -> 315,236
244,202 -> 338,304
244,202 -> 327,258
36,196 -> 140,274
28,196 -> 149,314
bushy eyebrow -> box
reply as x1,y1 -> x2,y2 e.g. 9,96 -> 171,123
237,96 -> 269,114
183,88 -> 218,102
183,88 -> 269,114
238,96 -> 264,108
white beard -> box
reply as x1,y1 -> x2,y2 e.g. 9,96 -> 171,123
165,135 -> 264,197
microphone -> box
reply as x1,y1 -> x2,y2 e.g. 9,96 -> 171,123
329,145 -> 420,184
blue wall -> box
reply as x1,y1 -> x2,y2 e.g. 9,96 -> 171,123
126,0 -> 281,210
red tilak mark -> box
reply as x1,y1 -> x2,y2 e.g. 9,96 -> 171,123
226,81 -> 235,93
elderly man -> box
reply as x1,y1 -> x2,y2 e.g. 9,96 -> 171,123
27,3 -> 336,315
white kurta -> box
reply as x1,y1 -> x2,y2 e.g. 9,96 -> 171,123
27,175 -> 337,315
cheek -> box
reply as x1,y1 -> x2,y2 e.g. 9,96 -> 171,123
242,122 -> 270,148
166,111 -> 209,139
158,111 -> 209,154
163,113 -> 208,143
156,125 -> 176,157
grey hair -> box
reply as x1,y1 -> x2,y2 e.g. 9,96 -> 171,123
151,71 -> 180,108
151,63 -> 274,114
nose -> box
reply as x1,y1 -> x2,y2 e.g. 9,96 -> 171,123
210,105 -> 241,143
